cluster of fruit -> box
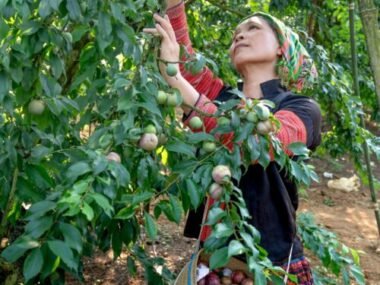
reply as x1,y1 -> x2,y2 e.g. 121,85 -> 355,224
241,100 -> 272,135
208,165 -> 231,200
197,265 -> 253,285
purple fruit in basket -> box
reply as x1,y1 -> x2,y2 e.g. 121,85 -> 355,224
198,277 -> 206,285
221,276 -> 232,285
231,270 -> 246,284
207,272 -> 221,285
241,278 -> 254,285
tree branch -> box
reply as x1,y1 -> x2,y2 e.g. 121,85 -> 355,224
205,0 -> 247,18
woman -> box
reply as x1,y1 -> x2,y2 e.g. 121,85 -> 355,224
144,2 -> 321,284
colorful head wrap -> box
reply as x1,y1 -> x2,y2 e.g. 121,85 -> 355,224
239,12 -> 318,91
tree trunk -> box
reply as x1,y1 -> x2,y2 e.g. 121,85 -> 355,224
357,0 -> 380,113
307,0 -> 322,38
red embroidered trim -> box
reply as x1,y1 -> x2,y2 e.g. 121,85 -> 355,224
274,110 -> 307,155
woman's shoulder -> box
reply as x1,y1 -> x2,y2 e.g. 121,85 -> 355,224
277,92 -> 320,112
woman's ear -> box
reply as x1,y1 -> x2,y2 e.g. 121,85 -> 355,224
277,46 -> 282,56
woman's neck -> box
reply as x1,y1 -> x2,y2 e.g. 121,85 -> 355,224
240,64 -> 278,99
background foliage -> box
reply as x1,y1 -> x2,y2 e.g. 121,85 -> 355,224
0,0 -> 377,284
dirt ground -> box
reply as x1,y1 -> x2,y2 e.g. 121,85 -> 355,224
67,155 -> 380,285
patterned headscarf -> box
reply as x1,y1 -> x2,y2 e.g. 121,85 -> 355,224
239,12 -> 318,91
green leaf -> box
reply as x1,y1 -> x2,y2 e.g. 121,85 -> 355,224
247,135 -> 260,161
350,248 -> 360,265
234,122 -> 254,142
23,248 -> 43,282
214,223 -> 234,239
203,236 -> 229,252
66,0 -> 81,21
288,142 -> 310,156
189,53 -> 206,74
66,161 -> 91,181
81,202 -> 94,221
228,240 -> 246,257
38,0 -> 52,18
206,207 -> 226,226
169,194 -> 182,224
240,232 -> 256,254
31,145 -> 53,160
115,207 -> 136,220
27,200 -> 56,220
1,237 -> 40,263
26,164 -> 54,189
166,141 -> 195,157
127,256 -> 137,277
185,179 -> 201,209
39,74 -> 62,97
49,0 -> 63,10
246,224 -> 261,243
98,12 -> 112,36
110,3 -> 125,23
91,193 -> 113,216
25,216 -> 53,238
209,247 -> 229,269
108,163 -> 130,187
59,223 -> 83,253
186,132 -> 215,144
144,211 -> 157,240
0,71 -> 10,102
258,136 -> 270,168
289,160 -> 304,183
130,192 -> 154,206
350,265 -> 365,285
248,261 -> 266,285
112,229 -> 123,258
48,240 -> 77,271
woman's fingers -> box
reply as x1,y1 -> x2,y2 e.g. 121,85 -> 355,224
155,23 -> 170,42
153,14 -> 176,42
142,28 -> 160,36
144,14 -> 176,43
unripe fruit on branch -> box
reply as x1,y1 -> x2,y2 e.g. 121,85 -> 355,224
245,111 -> 258,123
246,98 -> 254,109
189,116 -> 203,130
217,117 -> 230,126
157,91 -> 168,105
28,100 -> 45,115
144,124 -> 157,134
166,63 -> 178,77
139,133 -> 158,151
106,152 -> 121,163
212,165 -> 231,184
255,104 -> 270,121
209,183 -> 224,200
202,141 -> 216,153
167,94 -> 178,107
256,120 -> 272,135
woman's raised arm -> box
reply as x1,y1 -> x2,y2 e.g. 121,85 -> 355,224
166,1 -> 224,101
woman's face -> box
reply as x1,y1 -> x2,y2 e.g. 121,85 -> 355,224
230,16 -> 281,73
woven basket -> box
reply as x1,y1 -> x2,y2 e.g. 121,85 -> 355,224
174,249 -> 252,285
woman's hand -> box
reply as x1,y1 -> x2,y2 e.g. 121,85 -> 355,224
144,13 -> 200,113
143,14 -> 181,84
